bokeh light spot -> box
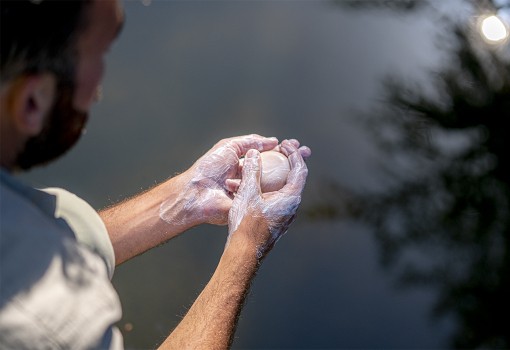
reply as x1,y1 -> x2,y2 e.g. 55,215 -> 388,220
480,15 -> 509,42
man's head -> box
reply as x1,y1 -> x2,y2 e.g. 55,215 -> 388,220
0,0 -> 123,171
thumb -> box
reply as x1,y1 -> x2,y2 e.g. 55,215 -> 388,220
238,149 -> 262,195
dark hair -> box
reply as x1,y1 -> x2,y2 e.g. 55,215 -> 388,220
0,0 -> 90,85
1,0 -> 92,170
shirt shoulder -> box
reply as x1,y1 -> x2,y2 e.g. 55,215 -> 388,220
42,188 -> 116,279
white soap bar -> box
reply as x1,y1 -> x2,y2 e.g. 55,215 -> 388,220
259,151 -> 290,192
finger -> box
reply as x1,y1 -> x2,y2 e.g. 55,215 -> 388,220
280,140 -> 311,159
299,145 -> 312,159
225,178 -> 241,193
278,140 -> 308,195
238,149 -> 262,195
227,134 -> 279,157
287,139 -> 300,149
270,139 -> 299,153
278,139 -> 295,158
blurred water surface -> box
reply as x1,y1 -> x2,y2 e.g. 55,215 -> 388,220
17,1 -> 488,348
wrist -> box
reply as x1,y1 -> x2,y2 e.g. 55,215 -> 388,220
158,172 -> 204,229
225,214 -> 272,263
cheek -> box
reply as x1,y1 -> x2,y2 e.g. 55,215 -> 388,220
73,56 -> 104,112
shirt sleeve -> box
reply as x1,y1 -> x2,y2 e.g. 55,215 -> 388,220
41,187 -> 116,279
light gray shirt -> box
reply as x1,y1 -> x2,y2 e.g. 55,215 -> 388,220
0,170 -> 123,349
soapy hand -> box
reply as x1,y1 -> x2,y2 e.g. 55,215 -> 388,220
160,134 -> 279,227
227,139 -> 310,259
225,139 -> 311,194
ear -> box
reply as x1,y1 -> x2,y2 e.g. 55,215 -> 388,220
7,74 -> 57,137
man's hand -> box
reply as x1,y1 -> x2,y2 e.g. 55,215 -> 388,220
159,134 -> 279,227
227,139 -> 310,259
101,135 -> 309,265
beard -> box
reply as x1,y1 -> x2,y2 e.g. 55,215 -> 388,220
15,82 -> 89,171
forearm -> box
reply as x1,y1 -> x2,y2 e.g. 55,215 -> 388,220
99,173 -> 199,265
159,216 -> 267,350
100,135 -> 283,265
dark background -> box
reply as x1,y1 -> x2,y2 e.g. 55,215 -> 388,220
20,0 -> 509,348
